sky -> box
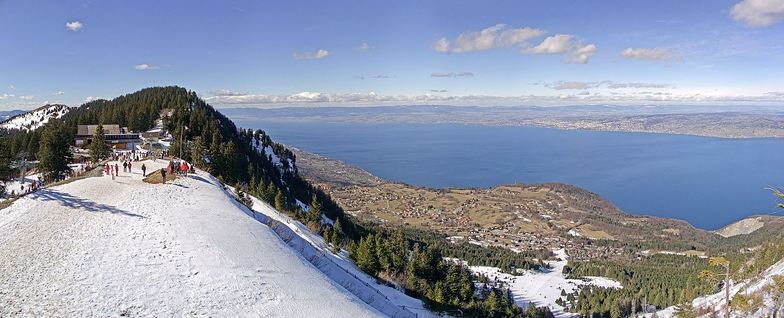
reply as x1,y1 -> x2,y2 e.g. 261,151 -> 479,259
2,0 -> 784,110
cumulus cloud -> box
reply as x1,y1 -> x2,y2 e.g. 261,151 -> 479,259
19,95 -> 34,100
65,21 -> 83,31
356,43 -> 371,52
621,48 -> 673,60
54,91 -> 65,95
134,63 -> 160,70
84,96 -> 103,102
731,0 -> 784,27
432,37 -> 450,53
0,94 -> 14,100
430,89 -> 449,93
293,49 -> 330,60
433,24 -> 544,53
526,34 -> 597,64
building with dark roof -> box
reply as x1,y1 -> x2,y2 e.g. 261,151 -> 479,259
75,124 -> 141,150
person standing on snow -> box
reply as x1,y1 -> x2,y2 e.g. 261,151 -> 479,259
115,163 -> 119,176
160,168 -> 167,184
105,163 -> 110,176
128,161 -> 132,174
141,163 -> 146,176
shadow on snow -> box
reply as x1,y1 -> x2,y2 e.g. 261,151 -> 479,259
29,189 -> 144,218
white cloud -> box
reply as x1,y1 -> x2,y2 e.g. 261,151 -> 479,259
134,63 -> 161,70
54,91 -> 65,96
19,95 -> 34,100
0,94 -> 14,100
65,21 -> 83,31
547,81 -> 602,90
433,24 -> 544,53
356,42 -> 370,52
8,84 -> 15,91
292,49 -> 330,60
621,47 -> 673,60
84,96 -> 103,102
731,0 -> 784,27
526,34 -> 597,64
431,72 -> 474,78
543,80 -> 672,90
432,37 -> 450,53
606,82 -> 672,89
569,44 -> 597,64
212,89 -> 248,97
527,34 -> 575,54
204,89 -> 784,107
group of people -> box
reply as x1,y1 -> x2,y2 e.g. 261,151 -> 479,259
112,149 -> 155,163
167,159 -> 193,176
104,161 -> 149,177
102,149 -> 193,184
9,180 -> 42,197
159,159 -> 192,184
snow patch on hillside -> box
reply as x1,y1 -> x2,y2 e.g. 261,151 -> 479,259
0,104 -> 71,131
646,257 -> 784,318
471,249 -> 621,318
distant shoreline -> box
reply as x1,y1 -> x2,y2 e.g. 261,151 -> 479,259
223,106 -> 784,139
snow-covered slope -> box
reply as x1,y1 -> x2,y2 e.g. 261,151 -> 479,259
0,110 -> 25,122
0,160 -> 389,317
472,249 -> 622,318
647,257 -> 784,318
0,104 -> 71,131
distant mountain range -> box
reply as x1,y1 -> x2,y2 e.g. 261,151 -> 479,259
0,104 -> 72,131
0,110 -> 26,122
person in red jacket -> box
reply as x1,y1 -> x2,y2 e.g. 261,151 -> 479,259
105,164 -> 110,176
114,163 -> 119,176
180,162 -> 188,176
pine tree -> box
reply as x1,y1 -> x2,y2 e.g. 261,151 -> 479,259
274,189 -> 285,211
0,139 -> 12,196
88,123 -> 110,163
37,122 -> 72,182
308,196 -> 322,223
374,234 -> 390,272
389,230 -> 408,273
356,234 -> 380,275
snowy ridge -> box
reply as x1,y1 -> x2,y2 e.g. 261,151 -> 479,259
0,104 -> 71,131
0,160 -> 388,317
236,189 -> 439,318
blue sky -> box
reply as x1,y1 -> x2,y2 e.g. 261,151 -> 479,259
2,0 -> 784,110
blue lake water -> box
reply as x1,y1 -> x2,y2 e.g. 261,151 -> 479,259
231,119 -> 784,230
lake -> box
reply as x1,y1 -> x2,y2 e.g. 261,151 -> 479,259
229,118 -> 784,230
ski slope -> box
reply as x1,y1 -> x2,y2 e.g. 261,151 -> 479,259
472,249 -> 622,318
0,159 -> 388,317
